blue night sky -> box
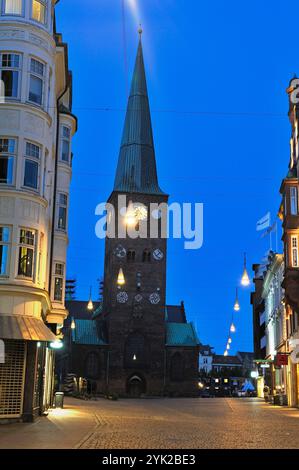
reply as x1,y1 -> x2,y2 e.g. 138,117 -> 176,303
56,0 -> 297,354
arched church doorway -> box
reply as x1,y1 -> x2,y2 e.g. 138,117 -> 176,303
127,375 -> 146,398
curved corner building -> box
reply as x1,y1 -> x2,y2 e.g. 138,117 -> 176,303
0,0 -> 77,421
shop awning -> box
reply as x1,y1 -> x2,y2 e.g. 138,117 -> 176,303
0,315 -> 56,342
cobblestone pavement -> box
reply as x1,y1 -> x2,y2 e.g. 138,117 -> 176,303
1,397 -> 299,449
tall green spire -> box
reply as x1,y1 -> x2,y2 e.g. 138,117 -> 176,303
114,33 -> 164,195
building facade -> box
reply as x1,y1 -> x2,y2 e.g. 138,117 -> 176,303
0,0 -> 77,421
279,77 -> 299,407
199,344 -> 214,374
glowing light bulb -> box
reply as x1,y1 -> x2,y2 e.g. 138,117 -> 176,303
117,268 -> 125,286
87,299 -> 94,311
241,268 -> 250,287
133,354 -> 137,361
71,318 -> 76,330
224,350 -> 228,356
230,323 -> 236,333
234,288 -> 240,311
227,343 -> 230,350
228,338 -> 232,344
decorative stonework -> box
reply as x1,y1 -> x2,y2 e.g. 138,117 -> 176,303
149,293 -> 161,305
117,291 -> 129,304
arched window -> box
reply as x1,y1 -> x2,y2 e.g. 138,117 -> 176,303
170,352 -> 184,381
85,352 -> 100,379
127,250 -> 136,262
124,333 -> 148,368
142,250 -> 151,263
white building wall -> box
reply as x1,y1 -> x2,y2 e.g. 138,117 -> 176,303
0,1 -> 76,330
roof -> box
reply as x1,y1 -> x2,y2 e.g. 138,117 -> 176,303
166,322 -> 200,347
113,37 -> 165,195
213,355 -> 242,366
65,300 -> 102,324
0,315 -> 56,342
165,305 -> 186,323
237,351 -> 254,360
71,320 -> 107,346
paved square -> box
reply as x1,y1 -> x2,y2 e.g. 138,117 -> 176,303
0,397 -> 299,449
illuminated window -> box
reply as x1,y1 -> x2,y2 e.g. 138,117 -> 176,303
3,0 -> 22,15
18,229 -> 35,278
0,226 -> 11,276
31,0 -> 46,24
0,138 -> 16,185
57,193 -> 68,230
29,58 -> 44,105
0,53 -> 21,99
291,235 -> 298,268
54,263 -> 64,301
290,187 -> 298,215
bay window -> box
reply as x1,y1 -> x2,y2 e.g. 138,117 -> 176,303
0,53 -> 21,98
18,229 -> 35,278
0,226 -> 11,276
61,126 -> 71,163
28,58 -> 44,105
23,141 -> 40,189
31,0 -> 46,24
57,193 -> 68,230
54,263 -> 64,302
290,186 -> 298,215
0,138 -> 16,185
3,0 -> 23,15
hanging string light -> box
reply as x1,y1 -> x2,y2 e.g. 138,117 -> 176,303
241,252 -> 250,287
228,337 -> 232,344
224,350 -> 228,357
87,286 -> 94,311
234,287 -> 240,311
71,317 -> 76,330
230,322 -> 236,333
226,343 -> 230,350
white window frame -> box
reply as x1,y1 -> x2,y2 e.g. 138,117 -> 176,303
57,193 -> 68,231
30,0 -> 47,25
17,228 -> 36,279
290,186 -> 298,215
0,52 -> 21,100
28,57 -> 45,106
23,141 -> 40,191
291,235 -> 299,268
2,0 -> 23,16
0,225 -> 11,276
0,137 -> 17,185
53,262 -> 64,302
60,125 -> 71,164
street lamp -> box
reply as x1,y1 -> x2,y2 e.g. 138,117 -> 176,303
87,286 -> 94,311
234,287 -> 240,311
241,253 -> 250,287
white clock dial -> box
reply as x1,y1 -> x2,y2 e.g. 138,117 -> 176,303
114,244 -> 126,258
117,291 -> 128,304
153,249 -> 164,261
149,293 -> 161,305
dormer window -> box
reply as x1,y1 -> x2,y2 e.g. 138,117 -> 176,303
3,0 -> 23,15
31,0 -> 46,24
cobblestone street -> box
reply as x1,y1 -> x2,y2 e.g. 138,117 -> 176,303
0,397 -> 299,449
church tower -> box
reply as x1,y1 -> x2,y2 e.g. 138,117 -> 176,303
103,32 -> 169,396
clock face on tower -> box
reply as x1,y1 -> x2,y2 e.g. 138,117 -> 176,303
114,244 -> 126,259
153,249 -> 164,261
149,293 -> 161,305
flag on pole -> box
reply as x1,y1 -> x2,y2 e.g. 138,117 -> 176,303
256,212 -> 271,232
261,221 -> 277,238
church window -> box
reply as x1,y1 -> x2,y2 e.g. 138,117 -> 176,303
142,250 -> 151,263
170,352 -> 184,381
124,333 -> 148,368
85,352 -> 100,379
127,250 -> 136,262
